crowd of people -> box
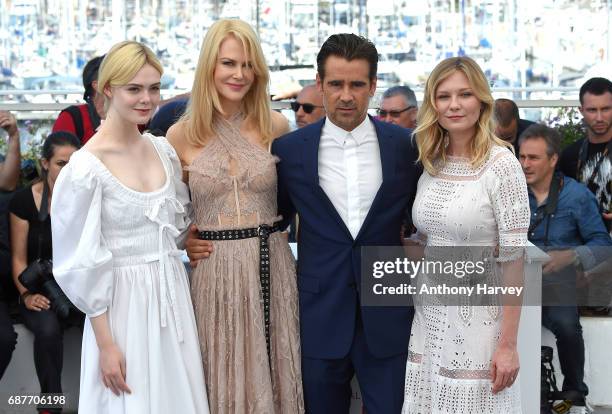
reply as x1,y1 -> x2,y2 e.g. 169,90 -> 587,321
0,17 -> 610,414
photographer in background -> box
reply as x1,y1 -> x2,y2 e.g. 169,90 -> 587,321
9,132 -> 81,413
519,124 -> 612,414
52,56 -> 105,144
0,110 -> 20,380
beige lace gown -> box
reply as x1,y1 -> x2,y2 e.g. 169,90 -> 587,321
186,114 -> 304,414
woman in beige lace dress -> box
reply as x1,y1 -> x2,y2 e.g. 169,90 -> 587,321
167,19 -> 304,414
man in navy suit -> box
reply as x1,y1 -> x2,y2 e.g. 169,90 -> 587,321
271,34 -> 420,413
185,34 -> 420,413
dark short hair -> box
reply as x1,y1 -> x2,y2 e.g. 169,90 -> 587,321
42,131 -> 81,161
382,85 -> 417,108
579,77 -> 612,105
494,98 -> 520,127
317,34 -> 378,81
518,124 -> 561,158
82,55 -> 105,102
149,98 -> 188,136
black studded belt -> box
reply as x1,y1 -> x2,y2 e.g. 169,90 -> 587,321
198,223 -> 280,360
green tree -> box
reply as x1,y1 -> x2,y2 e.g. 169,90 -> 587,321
546,106 -> 585,149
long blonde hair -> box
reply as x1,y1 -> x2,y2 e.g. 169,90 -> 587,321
415,56 -> 510,175
97,41 -> 163,112
182,19 -> 272,147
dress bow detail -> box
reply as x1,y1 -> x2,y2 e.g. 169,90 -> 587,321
145,197 -> 186,342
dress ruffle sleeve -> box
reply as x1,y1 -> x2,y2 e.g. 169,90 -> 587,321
51,152 -> 113,318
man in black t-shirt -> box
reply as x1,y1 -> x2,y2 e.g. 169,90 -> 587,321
559,77 -> 612,231
559,78 -> 612,317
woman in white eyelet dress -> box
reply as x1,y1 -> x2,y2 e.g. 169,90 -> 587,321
51,42 -> 209,414
402,57 -> 530,414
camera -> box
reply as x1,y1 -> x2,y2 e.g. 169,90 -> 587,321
18,259 -> 75,318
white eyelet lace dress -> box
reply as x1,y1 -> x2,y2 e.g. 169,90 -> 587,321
402,145 -> 530,414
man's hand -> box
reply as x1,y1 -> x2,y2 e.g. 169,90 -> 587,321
0,110 -> 20,191
603,211 -> 612,222
0,111 -> 18,137
185,224 -> 213,268
271,83 -> 302,101
542,250 -> 576,274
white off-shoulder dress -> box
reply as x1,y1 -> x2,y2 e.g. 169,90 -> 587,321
51,134 -> 209,414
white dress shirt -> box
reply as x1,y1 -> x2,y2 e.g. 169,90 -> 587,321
318,116 -> 382,239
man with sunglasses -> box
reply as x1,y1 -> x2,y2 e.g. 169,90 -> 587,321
378,85 -> 418,129
291,84 -> 326,128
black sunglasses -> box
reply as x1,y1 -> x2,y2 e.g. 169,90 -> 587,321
290,101 -> 324,114
377,106 -> 415,118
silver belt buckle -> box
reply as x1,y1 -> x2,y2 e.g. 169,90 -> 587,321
258,224 -> 271,238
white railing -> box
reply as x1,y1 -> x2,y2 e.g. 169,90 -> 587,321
0,100 -> 581,113
0,88 -> 581,120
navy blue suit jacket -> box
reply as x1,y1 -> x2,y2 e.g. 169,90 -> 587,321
271,116 -> 420,359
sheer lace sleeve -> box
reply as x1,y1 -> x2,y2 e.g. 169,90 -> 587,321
488,149 -> 530,262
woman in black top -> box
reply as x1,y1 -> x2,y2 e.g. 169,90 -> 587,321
9,132 -> 80,413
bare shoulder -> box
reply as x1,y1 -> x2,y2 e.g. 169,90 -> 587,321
166,122 -> 185,150
270,110 -> 290,139
166,121 -> 207,167
167,121 -> 193,162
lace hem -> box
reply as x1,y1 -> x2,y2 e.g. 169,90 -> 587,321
403,366 -> 521,414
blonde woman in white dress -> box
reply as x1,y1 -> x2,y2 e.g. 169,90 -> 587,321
402,56 -> 530,413
51,41 -> 209,414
